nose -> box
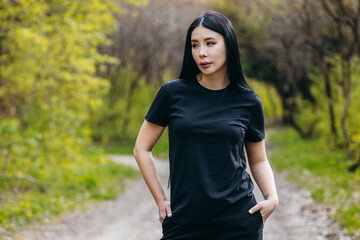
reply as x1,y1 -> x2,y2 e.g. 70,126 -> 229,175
199,46 -> 207,58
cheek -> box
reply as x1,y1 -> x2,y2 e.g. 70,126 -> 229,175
217,46 -> 227,63
192,50 -> 199,62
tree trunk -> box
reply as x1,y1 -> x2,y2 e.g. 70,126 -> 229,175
348,152 -> 360,172
340,58 -> 352,152
279,90 -> 314,138
313,52 -> 338,137
289,107 -> 315,139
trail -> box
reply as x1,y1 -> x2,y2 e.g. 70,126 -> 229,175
13,155 -> 353,240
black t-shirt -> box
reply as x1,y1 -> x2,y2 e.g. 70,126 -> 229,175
145,76 -> 265,224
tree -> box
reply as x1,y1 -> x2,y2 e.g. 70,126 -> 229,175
91,0 -> 205,143
321,0 -> 360,150
214,0 -> 316,137
0,0 -> 143,191
213,0 -> 360,170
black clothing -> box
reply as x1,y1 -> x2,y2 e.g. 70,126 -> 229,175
160,195 -> 263,240
145,76 -> 265,226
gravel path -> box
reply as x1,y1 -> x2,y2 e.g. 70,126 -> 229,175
12,155 -> 355,240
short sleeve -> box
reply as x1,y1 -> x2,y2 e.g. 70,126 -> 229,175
145,84 -> 169,127
245,96 -> 265,142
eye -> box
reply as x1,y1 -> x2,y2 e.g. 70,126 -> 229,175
192,43 -> 199,48
207,42 -> 215,46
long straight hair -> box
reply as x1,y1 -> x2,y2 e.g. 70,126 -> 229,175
179,11 -> 251,91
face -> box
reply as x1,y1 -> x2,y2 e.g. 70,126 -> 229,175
191,25 -> 227,76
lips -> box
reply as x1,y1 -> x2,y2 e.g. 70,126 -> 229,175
199,61 -> 211,68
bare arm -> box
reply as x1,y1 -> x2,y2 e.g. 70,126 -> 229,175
133,120 -> 172,223
246,139 -> 278,223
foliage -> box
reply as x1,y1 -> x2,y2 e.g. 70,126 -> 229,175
0,145 -> 138,232
269,128 -> 360,237
92,0 -> 205,145
309,56 -> 360,148
248,79 -> 282,122
212,0 -> 360,169
90,64 -> 156,145
0,0 -> 145,234
0,0 -> 116,176
104,128 -> 169,159
97,67 -> 170,158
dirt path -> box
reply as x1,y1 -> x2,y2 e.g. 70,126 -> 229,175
13,155 -> 354,240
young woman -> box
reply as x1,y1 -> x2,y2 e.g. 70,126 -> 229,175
133,11 -> 278,240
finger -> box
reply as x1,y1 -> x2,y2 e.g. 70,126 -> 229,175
159,209 -> 166,222
248,203 -> 262,214
159,211 -> 166,223
160,210 -> 165,219
165,204 -> 172,217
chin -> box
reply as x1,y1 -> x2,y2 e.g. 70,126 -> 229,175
199,68 -> 215,75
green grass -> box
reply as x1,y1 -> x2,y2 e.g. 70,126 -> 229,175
104,129 -> 169,159
268,127 -> 360,237
0,146 -> 139,236
105,144 -> 135,155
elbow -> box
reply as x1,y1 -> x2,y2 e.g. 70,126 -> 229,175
133,144 -> 151,160
133,146 -> 141,166
133,145 -> 139,159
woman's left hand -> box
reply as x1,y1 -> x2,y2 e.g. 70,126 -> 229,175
248,198 -> 278,224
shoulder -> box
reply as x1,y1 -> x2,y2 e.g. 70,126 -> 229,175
248,91 -> 263,110
244,90 -> 264,115
233,87 -> 262,105
249,91 -> 262,105
161,78 -> 189,93
162,78 -> 187,88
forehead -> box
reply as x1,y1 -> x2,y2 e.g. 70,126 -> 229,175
191,25 -> 223,40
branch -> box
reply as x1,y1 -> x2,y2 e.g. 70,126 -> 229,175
320,0 -> 341,23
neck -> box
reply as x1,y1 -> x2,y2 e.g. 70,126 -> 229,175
197,67 -> 229,90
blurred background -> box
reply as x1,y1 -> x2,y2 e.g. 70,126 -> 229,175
0,0 -> 359,238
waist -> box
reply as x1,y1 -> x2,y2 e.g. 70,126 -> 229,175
168,193 -> 257,225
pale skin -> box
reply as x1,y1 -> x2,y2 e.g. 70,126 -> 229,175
133,25 -> 278,224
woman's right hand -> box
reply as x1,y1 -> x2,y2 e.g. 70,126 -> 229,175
157,199 -> 172,223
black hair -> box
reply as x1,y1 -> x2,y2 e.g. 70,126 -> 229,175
179,11 -> 251,91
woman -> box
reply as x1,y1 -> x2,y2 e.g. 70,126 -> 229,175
133,11 -> 278,240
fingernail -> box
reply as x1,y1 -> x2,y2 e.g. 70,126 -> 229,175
167,213 -> 172,217
249,209 -> 253,214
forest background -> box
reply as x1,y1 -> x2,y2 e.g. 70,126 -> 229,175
0,0 -> 359,238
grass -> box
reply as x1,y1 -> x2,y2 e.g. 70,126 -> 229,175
104,129 -> 169,159
105,144 -> 134,155
0,146 -> 139,237
268,127 -> 360,237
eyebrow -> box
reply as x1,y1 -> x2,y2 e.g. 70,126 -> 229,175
191,37 -> 216,42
